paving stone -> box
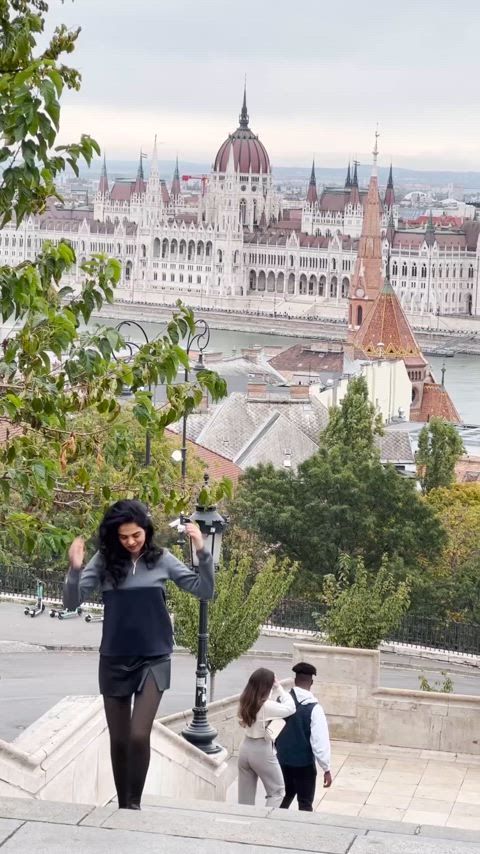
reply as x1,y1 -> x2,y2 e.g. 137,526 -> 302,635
0,819 -> 22,845
0,821 -> 309,854
350,830 -> 480,853
142,794 -> 272,817
420,824 -> 480,845
0,797 -> 93,825
269,809 -> 418,836
102,806 -> 356,852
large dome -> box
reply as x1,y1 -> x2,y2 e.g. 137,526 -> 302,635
213,90 -> 270,174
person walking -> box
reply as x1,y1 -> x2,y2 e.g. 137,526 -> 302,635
275,662 -> 332,812
63,499 -> 214,811
237,668 -> 295,808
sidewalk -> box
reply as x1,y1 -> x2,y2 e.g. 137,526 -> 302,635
1,794 -> 480,853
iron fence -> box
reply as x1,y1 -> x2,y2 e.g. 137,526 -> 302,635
0,566 -> 65,600
265,599 -> 480,655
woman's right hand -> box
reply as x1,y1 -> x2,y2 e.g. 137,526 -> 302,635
273,676 -> 280,690
68,536 -> 85,571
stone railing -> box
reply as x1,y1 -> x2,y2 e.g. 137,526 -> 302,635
294,642 -> 480,756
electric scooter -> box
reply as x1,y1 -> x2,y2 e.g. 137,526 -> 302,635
24,580 -> 45,618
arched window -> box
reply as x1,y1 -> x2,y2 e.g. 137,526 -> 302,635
331,258 -> 336,271
179,240 -> 186,257
170,239 -> 178,256
188,240 -> 195,260
330,276 -> 338,298
319,275 -> 326,297
287,273 -> 295,294
412,263 -> 417,277
217,249 -> 223,263
267,271 -> 275,292
401,262 -> 407,276
392,262 -> 398,276
299,274 -> 307,295
276,272 -> 284,293
197,241 -> 204,258
141,244 -> 146,258
421,264 -> 427,278
249,270 -> 257,290
125,260 -> 133,281
162,238 -> 169,258
239,199 -> 246,224
469,264 -> 474,279
356,305 -> 363,326
153,237 -> 161,258
308,274 -> 316,295
206,241 -> 212,258
258,271 -> 266,291
289,255 -> 294,267
341,276 -> 349,298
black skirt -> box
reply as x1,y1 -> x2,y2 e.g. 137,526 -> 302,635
99,654 -> 171,697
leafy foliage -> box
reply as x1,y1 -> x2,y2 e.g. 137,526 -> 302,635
416,417 -> 464,493
0,0 -> 228,558
319,554 -> 411,649
168,542 -> 298,699
418,672 -> 453,693
231,377 -> 443,589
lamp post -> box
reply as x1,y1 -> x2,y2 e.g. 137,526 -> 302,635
177,318 -> 226,754
115,320 -> 152,466
181,474 -> 226,754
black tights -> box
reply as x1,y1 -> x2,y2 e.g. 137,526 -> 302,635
103,675 -> 163,809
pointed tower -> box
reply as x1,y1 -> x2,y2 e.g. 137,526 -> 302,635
133,151 -> 145,196
384,163 -> 395,209
347,132 -> 383,336
425,210 -> 436,247
386,209 -> 396,246
239,80 -> 249,129
345,162 -> 352,189
349,160 -> 360,207
171,156 -> 181,199
98,153 -> 109,195
306,160 -> 318,205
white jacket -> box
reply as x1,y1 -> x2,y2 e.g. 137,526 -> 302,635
241,685 -> 295,738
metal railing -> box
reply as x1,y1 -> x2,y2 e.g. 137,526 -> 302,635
0,567 -> 100,604
265,599 -> 480,655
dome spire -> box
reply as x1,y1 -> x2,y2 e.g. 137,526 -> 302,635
239,78 -> 249,129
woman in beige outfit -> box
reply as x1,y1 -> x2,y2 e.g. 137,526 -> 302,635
238,668 -> 295,808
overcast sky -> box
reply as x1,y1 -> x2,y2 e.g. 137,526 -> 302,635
49,0 -> 479,171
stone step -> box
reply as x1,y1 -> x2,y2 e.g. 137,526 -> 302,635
1,795 -> 480,853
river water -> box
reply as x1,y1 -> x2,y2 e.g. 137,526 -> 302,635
97,318 -> 480,426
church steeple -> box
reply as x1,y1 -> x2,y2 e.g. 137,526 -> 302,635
384,163 -> 395,209
425,209 -> 436,246
306,159 -> 318,205
98,153 -> 109,195
350,160 -> 360,207
171,155 -> 181,198
345,162 -> 352,189
133,150 -> 145,196
239,80 -> 249,129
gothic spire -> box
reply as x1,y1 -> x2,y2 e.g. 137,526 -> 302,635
306,159 -> 318,204
133,150 -> 146,196
345,162 -> 352,188
384,162 -> 395,209
98,152 -> 109,195
239,80 -> 249,129
171,154 -> 181,198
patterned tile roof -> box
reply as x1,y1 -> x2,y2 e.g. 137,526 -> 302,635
410,383 -> 461,424
354,280 -> 426,365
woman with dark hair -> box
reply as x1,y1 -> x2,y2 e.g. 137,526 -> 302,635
63,499 -> 213,811
237,667 -> 295,808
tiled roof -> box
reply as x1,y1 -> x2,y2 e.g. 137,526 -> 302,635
268,344 -> 344,375
165,428 -> 241,483
354,281 -> 426,364
234,411 -> 319,471
375,431 -> 414,464
410,383 -> 461,424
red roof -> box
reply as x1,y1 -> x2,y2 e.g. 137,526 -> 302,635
410,383 -> 461,424
354,280 -> 426,364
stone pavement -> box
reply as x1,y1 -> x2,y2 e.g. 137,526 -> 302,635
317,741 -> 480,832
1,794 -> 480,853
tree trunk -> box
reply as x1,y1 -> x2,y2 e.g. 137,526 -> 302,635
209,670 -> 216,702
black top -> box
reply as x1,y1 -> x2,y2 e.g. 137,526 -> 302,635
275,689 -> 316,767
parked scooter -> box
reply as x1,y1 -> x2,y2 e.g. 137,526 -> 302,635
24,580 -> 45,618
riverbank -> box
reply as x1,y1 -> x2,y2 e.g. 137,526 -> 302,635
93,299 -> 480,356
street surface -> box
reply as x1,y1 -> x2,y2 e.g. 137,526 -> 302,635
0,602 -> 479,741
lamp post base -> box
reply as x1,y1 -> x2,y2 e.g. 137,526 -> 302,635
182,714 -> 222,755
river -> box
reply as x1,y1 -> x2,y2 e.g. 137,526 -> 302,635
96,317 -> 480,426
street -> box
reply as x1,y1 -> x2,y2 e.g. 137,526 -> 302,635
0,602 -> 479,742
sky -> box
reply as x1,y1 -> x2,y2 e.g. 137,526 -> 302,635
47,0 -> 480,172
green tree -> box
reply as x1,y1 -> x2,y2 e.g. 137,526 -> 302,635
416,417 -> 464,493
319,554 -> 411,649
0,0 -> 227,557
232,377 -> 443,589
168,545 -> 298,700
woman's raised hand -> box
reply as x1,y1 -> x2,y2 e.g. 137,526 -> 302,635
68,536 -> 85,571
185,522 -> 204,552
272,676 -> 280,690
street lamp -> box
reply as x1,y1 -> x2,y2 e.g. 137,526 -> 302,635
182,474 -> 227,755
174,318 -> 227,754
115,320 -> 152,466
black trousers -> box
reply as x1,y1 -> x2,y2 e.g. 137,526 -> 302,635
279,763 -> 317,811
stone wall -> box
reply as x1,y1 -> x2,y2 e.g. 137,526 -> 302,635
294,642 -> 480,756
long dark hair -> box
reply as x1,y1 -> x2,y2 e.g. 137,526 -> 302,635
98,499 -> 162,587
238,668 -> 275,728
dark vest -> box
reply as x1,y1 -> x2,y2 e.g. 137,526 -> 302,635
275,689 -> 316,767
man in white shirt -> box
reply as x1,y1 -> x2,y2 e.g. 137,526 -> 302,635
275,662 -> 332,811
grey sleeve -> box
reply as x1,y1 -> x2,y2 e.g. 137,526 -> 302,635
63,552 -> 104,609
164,549 -> 215,600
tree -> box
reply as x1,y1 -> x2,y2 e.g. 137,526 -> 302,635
168,542 -> 298,700
231,377 -> 444,589
319,554 -> 411,649
0,1 -> 228,557
416,417 -> 465,493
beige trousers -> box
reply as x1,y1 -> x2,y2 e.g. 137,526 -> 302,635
238,736 -> 285,808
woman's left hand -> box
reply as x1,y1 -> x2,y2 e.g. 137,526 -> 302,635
185,522 -> 204,552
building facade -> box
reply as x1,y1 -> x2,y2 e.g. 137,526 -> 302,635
0,90 -> 479,318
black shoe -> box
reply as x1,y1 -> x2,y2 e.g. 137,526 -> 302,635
128,803 -> 141,810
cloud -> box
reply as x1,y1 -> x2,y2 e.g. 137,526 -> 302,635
49,0 -> 480,169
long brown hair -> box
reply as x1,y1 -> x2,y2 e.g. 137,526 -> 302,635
239,668 -> 275,728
